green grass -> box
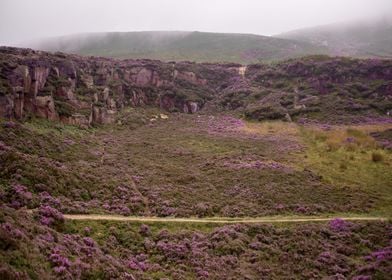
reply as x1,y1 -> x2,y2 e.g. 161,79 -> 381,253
1,113 -> 391,279
38,31 -> 326,64
1,111 -> 391,217
300,125 -> 392,216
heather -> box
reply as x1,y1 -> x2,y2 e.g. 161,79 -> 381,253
371,129 -> 392,150
1,48 -> 391,125
1,112 -> 390,280
0,206 -> 391,279
0,46 -> 391,279
2,112 -> 391,217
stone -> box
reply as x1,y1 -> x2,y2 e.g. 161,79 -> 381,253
0,47 -> 391,125
0,95 -> 14,119
31,67 -> 50,95
188,102 -> 199,113
135,68 -> 153,86
91,106 -> 117,124
80,74 -> 94,88
56,87 -> 76,101
35,96 -> 57,120
60,114 -> 89,128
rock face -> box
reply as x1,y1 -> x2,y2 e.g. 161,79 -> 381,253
0,47 -> 238,125
0,48 -> 391,124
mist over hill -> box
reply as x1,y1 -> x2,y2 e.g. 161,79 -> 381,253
27,17 -> 392,64
29,31 -> 326,64
277,17 -> 392,58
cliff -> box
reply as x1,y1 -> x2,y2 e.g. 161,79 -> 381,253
0,47 -> 391,125
0,47 -> 239,126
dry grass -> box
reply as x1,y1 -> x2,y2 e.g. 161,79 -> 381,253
242,120 -> 300,137
300,123 -> 392,216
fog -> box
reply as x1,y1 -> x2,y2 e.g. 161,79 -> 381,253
0,0 -> 391,46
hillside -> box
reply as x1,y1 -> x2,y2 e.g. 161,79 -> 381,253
27,20 -> 392,64
1,47 -> 391,125
29,31 -> 326,64
277,18 -> 392,58
0,47 -> 391,279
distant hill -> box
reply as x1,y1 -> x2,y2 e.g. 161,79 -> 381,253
28,31 -> 325,64
276,18 -> 392,59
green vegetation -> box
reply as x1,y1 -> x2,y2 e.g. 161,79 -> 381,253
300,125 -> 392,216
1,110 -> 391,279
1,110 -> 391,218
35,31 -> 326,64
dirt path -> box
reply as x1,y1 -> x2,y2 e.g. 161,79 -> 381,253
64,214 -> 388,224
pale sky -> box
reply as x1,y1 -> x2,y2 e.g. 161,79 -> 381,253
0,0 -> 391,46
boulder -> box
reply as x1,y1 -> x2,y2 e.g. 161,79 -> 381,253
135,68 -> 153,86
35,96 -> 58,120
92,106 -> 117,124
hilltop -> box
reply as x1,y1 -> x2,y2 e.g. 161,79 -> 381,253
277,18 -> 392,58
28,31 -> 325,64
27,18 -> 392,64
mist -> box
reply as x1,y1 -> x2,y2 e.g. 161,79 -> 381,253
0,0 -> 392,46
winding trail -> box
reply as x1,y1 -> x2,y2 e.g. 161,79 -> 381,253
63,214 -> 388,224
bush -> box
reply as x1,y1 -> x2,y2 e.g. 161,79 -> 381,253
38,205 -> 64,226
339,162 -> 348,170
371,152 -> 383,163
244,105 -> 286,121
328,218 -> 353,232
4,184 -> 34,209
54,99 -> 77,117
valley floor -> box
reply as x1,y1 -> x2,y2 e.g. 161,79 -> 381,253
3,108 -> 391,217
1,108 -> 391,279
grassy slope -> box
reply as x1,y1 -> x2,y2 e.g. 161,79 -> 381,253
1,111 -> 391,279
33,31 -> 326,63
301,124 -> 392,216
1,207 -> 390,279
1,109 -> 391,218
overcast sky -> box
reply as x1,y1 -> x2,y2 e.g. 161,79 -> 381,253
0,0 -> 391,46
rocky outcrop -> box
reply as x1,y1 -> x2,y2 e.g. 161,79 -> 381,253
173,69 -> 207,85
0,47 -> 240,125
183,101 -> 199,114
0,47 -> 391,124
34,95 -> 57,120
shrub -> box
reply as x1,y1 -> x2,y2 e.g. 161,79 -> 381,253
0,222 -> 24,250
38,205 -> 64,226
339,162 -> 348,170
4,184 -> 33,209
328,218 -> 352,232
54,100 -> 77,117
139,224 -> 151,236
371,152 -> 383,163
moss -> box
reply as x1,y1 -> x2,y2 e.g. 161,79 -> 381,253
76,87 -> 96,99
245,105 -> 286,121
54,100 -> 76,117
50,77 -> 71,88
